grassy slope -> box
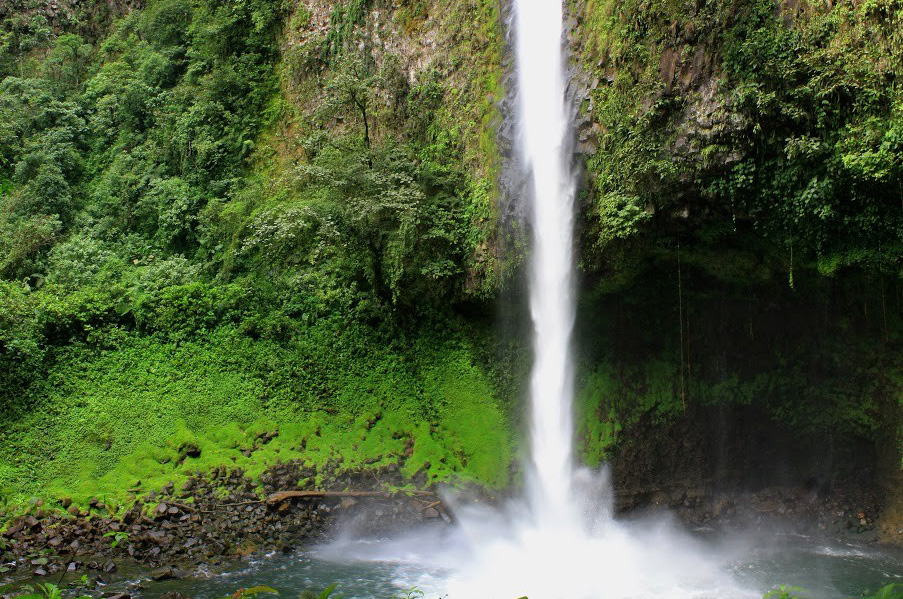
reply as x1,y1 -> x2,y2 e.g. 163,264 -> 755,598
0,321 -> 513,510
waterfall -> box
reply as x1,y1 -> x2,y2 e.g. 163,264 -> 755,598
440,2 -> 752,597
332,2 -> 757,597
516,0 -> 579,529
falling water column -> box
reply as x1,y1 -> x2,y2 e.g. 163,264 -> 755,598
513,0 -> 578,528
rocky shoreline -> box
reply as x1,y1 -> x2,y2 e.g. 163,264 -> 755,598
0,462 -> 451,586
1,460 -> 897,594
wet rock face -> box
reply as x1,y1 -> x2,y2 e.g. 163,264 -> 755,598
616,483 -> 883,540
608,404 -> 886,539
0,462 -> 450,577
567,40 -> 747,176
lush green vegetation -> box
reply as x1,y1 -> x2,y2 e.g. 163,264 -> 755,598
0,322 -> 512,506
0,0 -> 513,508
576,0 -> 901,278
571,0 -> 901,478
0,0 -> 899,517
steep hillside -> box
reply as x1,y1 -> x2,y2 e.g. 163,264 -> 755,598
567,0 -> 902,533
0,0 -> 899,536
0,0 -> 517,508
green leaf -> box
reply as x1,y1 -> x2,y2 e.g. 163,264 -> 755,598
869,583 -> 903,599
318,583 -> 338,599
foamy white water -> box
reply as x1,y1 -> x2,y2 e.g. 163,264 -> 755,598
444,2 -> 754,596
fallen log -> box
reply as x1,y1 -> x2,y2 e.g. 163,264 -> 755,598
266,490 -> 435,504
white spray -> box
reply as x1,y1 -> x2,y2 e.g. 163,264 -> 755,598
442,2 -> 756,597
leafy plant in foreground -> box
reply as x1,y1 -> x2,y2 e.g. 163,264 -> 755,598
102,531 -> 129,549
229,587 -> 279,599
862,583 -> 903,599
299,583 -> 339,599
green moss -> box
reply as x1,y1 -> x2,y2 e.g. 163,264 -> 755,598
0,321 -> 513,511
416,349 -> 513,487
575,366 -> 622,467
576,346 -> 893,468
576,357 -> 684,466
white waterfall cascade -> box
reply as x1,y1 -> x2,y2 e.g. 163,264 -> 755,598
518,0 -> 578,530
325,2 -> 760,597
441,1 -> 756,597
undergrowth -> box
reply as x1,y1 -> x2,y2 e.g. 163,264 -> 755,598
0,321 -> 512,511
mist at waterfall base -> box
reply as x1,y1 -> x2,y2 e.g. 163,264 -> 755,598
317,470 -> 760,599
407,0 -> 756,595
330,0 -> 832,597
141,530 -> 903,599
313,0 -> 903,597
355,0 -> 764,596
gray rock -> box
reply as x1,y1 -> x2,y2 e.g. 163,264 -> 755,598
151,566 -> 176,580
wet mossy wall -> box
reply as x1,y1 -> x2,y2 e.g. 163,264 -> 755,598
565,0 -> 902,498
573,262 -> 901,498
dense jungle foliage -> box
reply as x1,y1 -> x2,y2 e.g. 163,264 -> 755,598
0,0 -> 512,505
0,0 -> 900,511
576,0 -> 902,276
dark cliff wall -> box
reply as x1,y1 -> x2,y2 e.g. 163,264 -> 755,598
565,0 -> 901,535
